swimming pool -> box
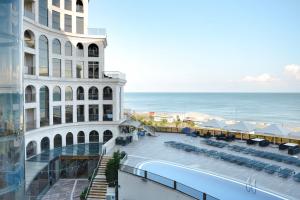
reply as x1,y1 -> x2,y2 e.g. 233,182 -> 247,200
136,160 -> 288,200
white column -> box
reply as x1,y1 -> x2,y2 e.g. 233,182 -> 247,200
61,87 -> 66,123
36,85 -> 40,128
49,86 -> 53,125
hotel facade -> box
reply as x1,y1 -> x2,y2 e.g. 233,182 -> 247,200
23,0 -> 126,159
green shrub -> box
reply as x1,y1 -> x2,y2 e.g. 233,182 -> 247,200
105,151 -> 125,187
80,187 -> 88,200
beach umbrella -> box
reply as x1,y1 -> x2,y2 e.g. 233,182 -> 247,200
288,132 -> 300,139
225,121 -> 256,140
201,119 -> 226,129
226,121 -> 255,133
255,124 -> 290,137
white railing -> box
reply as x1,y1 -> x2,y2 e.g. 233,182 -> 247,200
102,137 -> 116,155
88,28 -> 106,36
103,71 -> 126,80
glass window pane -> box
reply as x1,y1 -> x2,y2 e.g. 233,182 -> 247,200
39,35 -> 49,76
39,0 -> 48,26
88,62 -> 99,79
65,60 -> 72,78
66,105 -> 73,123
52,58 -> 61,77
52,39 -> 61,54
64,14 -> 72,32
76,17 -> 84,34
53,106 -> 61,125
76,61 -> 84,78
52,10 -> 60,30
52,0 -> 60,7
65,87 -> 73,101
53,86 -> 61,101
65,0 -> 72,10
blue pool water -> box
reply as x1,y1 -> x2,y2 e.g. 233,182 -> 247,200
125,93 -> 300,127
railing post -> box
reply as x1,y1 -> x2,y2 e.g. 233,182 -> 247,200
174,181 -> 177,190
144,171 -> 147,179
203,193 -> 207,200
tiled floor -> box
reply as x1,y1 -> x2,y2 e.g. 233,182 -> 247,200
112,132 -> 300,200
41,179 -> 89,200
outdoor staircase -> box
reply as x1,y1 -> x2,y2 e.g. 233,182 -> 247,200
87,156 -> 111,200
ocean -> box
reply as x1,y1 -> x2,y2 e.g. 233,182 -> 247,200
124,93 -> 300,128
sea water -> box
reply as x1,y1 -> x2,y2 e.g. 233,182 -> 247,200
125,93 -> 300,127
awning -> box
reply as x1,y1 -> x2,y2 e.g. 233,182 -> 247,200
255,124 -> 290,136
120,119 -> 142,128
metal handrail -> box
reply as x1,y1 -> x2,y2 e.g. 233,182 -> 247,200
119,163 -> 219,200
85,154 -> 104,200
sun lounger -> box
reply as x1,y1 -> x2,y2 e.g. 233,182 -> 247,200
278,168 -> 295,178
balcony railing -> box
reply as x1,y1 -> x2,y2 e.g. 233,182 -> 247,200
103,71 -> 126,80
89,114 -> 99,122
88,94 -> 99,100
24,9 -> 35,20
24,65 -> 35,75
88,28 -> 106,36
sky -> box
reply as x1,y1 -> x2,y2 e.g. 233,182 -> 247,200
88,0 -> 300,92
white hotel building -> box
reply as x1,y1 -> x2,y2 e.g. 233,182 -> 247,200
23,0 -> 126,159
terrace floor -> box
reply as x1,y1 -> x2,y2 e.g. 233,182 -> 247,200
111,132 -> 300,200
41,179 -> 89,200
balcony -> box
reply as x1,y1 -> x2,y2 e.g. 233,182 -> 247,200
103,71 -> 126,81
88,28 -> 106,36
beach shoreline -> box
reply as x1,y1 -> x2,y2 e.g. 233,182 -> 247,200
126,109 -> 300,132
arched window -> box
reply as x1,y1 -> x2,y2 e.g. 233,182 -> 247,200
103,130 -> 113,144
66,132 -> 73,145
54,134 -> 62,148
76,0 -> 83,12
40,86 -> 49,127
88,44 -> 99,57
39,35 -> 49,76
41,137 -> 50,152
65,86 -> 73,101
26,141 -> 37,158
24,30 -> 35,48
88,87 -> 98,100
25,85 -> 36,103
53,86 -> 61,101
77,86 -> 84,100
65,41 -> 72,56
89,130 -> 99,143
77,131 -> 85,143
76,43 -> 84,57
52,39 -> 61,54
103,86 -> 113,100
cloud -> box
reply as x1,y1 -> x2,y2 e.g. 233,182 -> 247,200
241,73 -> 278,83
284,64 -> 300,80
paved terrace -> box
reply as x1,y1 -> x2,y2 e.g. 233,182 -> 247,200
41,179 -> 89,200
112,132 -> 300,200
